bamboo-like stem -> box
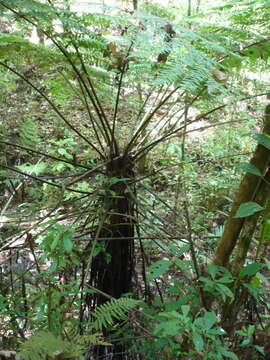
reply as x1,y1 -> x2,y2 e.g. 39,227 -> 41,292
213,104 -> 270,267
231,168 -> 270,276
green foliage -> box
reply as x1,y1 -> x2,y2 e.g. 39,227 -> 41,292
1,1 -> 270,359
45,77 -> 75,106
147,259 -> 170,281
92,298 -> 141,330
39,223 -> 79,271
239,162 -> 262,176
20,120 -> 40,150
19,331 -> 84,360
258,194 -> 270,254
65,326 -> 111,346
239,263 -> 264,279
20,331 -> 84,360
141,2 -> 175,21
0,33 -> 32,59
234,201 -> 264,218
199,265 -> 234,302
0,67 -> 17,96
236,325 -> 265,356
144,305 -> 238,359
16,162 -> 47,176
253,132 -> 270,150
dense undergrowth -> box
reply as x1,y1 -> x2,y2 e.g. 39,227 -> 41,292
1,1 -> 270,360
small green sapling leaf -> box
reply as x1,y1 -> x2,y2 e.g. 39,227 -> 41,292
147,260 -> 170,281
239,163 -> 262,176
63,233 -> 73,253
193,331 -> 204,351
234,202 -> 263,218
239,263 -> 264,279
252,133 -> 270,150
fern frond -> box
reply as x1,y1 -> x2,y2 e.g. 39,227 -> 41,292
19,331 -> 84,360
65,327 -> 111,346
92,298 -> 141,331
20,120 -> 39,150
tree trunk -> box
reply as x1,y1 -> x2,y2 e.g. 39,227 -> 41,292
90,155 -> 135,359
220,168 -> 270,334
213,104 -> 270,267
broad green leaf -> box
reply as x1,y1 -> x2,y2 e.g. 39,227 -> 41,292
239,163 -> 262,176
217,284 -> 234,301
192,331 -> 204,351
223,54 -> 242,68
219,348 -> 238,360
63,233 -> 73,253
49,260 -> 58,273
239,263 -> 264,279
216,276 -> 233,284
241,338 -> 250,346
203,312 -> 216,330
246,325 -> 255,337
254,345 -> 265,355
50,235 -> 60,250
207,264 -> 219,278
207,264 -> 232,280
58,148 -> 73,159
168,243 -> 190,256
147,260 -> 170,281
252,133 -> 270,151
154,320 -> 181,336
234,202 -> 263,218
208,327 -> 226,335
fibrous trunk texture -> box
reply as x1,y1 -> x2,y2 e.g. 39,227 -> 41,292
90,155 -> 135,359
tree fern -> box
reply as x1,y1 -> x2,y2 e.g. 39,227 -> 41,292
92,298 -> 141,331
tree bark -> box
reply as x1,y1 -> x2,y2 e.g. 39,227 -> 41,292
231,168 -> 270,276
90,155 -> 135,359
220,168 -> 270,334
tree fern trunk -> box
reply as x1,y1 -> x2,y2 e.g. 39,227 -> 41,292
90,155 -> 135,359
